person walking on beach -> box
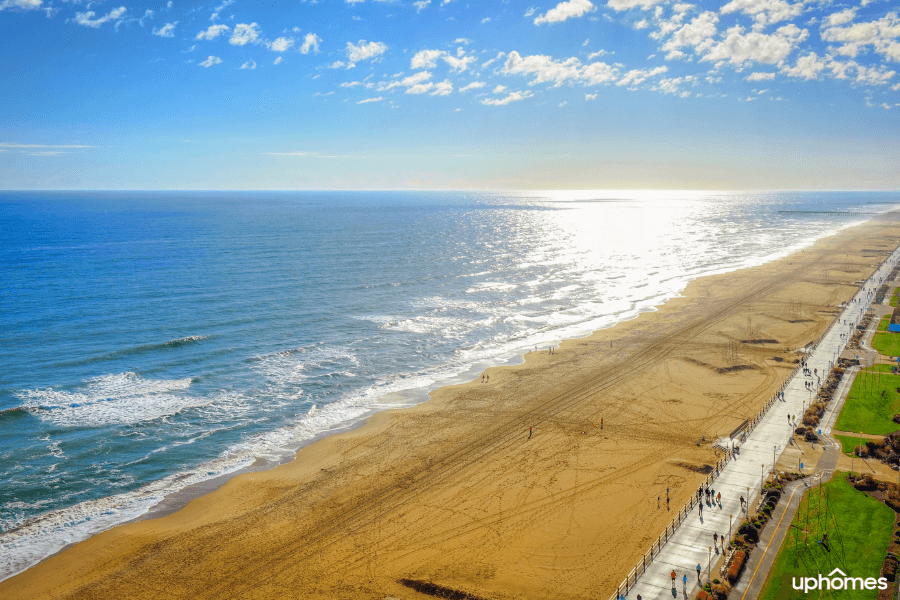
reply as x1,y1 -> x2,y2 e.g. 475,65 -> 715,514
528,426 -> 532,440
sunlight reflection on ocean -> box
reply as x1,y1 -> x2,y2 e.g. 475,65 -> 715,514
0,189 -> 895,581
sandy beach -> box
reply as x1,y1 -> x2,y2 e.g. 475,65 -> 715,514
4,215 -> 900,600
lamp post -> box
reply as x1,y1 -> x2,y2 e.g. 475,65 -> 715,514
708,546 -> 712,586
729,513 -> 733,545
773,445 -> 777,474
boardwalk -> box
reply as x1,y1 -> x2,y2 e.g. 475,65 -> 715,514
616,247 -> 900,600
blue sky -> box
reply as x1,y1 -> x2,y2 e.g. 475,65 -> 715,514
1,0 -> 898,189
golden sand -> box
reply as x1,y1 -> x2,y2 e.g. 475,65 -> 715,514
4,217 -> 900,600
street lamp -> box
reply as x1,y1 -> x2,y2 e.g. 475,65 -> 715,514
729,514 -> 733,545
708,546 -> 712,586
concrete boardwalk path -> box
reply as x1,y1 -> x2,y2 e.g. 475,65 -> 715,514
617,249 -> 900,600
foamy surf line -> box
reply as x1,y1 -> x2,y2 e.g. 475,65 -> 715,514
0,210 -> 892,584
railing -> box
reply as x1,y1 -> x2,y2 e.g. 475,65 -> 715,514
606,247 -> 900,600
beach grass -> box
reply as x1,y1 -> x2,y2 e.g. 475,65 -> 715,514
757,472 -> 894,600
834,370 -> 900,435
878,316 -> 891,332
872,333 -> 900,358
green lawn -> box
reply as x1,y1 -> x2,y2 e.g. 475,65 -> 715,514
878,316 -> 891,332
872,332 -> 900,358
866,364 -> 896,374
833,433 -> 868,456
757,472 -> 894,600
891,287 -> 898,307
834,370 -> 900,435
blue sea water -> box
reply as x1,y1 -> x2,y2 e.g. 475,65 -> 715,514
0,190 -> 897,579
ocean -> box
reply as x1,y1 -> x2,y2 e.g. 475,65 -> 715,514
0,190 -> 896,581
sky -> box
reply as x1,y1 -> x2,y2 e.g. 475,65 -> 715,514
0,0 -> 898,190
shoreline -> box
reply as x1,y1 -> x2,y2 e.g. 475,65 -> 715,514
4,214 -> 900,599
0,213 -> 873,585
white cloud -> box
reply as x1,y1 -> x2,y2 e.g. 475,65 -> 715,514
502,51 -> 620,86
655,74 -> 695,94
0,0 -> 43,11
635,19 -> 648,29
587,49 -> 609,59
328,61 -> 347,69
274,56 -> 284,65
74,6 -> 126,28
661,11 -> 718,59
534,0 -> 595,25
346,40 -> 388,62
701,24 -> 808,67
480,91 -> 534,105
407,82 -> 434,94
152,22 -> 177,38
720,0 -> 804,31
357,97 -> 383,104
414,0 -> 430,11
525,7 -> 537,17
585,93 -> 598,99
481,17 -> 491,24
411,49 -> 443,69
482,52 -> 506,68
493,84 -> 507,93
607,0 -> 667,12
617,65 -> 668,86
825,8 -> 856,28
268,37 -> 294,52
459,81 -> 485,91
820,12 -> 900,62
431,80 -> 453,95
230,23 -> 262,46
559,101 -> 569,106
196,24 -> 230,40
745,71 -> 776,80
199,55 -> 223,67
240,60 -> 257,69
780,51 -> 825,79
341,81 -> 362,87
300,33 -> 321,54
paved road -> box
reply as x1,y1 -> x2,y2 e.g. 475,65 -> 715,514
617,249 -> 900,600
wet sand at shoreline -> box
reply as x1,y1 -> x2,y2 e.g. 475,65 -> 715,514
4,217 -> 900,600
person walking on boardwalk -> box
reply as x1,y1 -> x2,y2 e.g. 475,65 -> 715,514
740,495 -> 745,509
717,491 -> 721,505
713,532 -> 718,547
696,564 -> 702,583
671,570 -> 677,585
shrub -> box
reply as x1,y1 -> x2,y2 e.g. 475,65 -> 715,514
738,523 -> 759,543
727,550 -> 747,584
893,414 -> 900,424
695,591 -> 709,600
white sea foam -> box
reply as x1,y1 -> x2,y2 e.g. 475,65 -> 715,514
17,373 -> 200,427
3,196 -> 896,585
